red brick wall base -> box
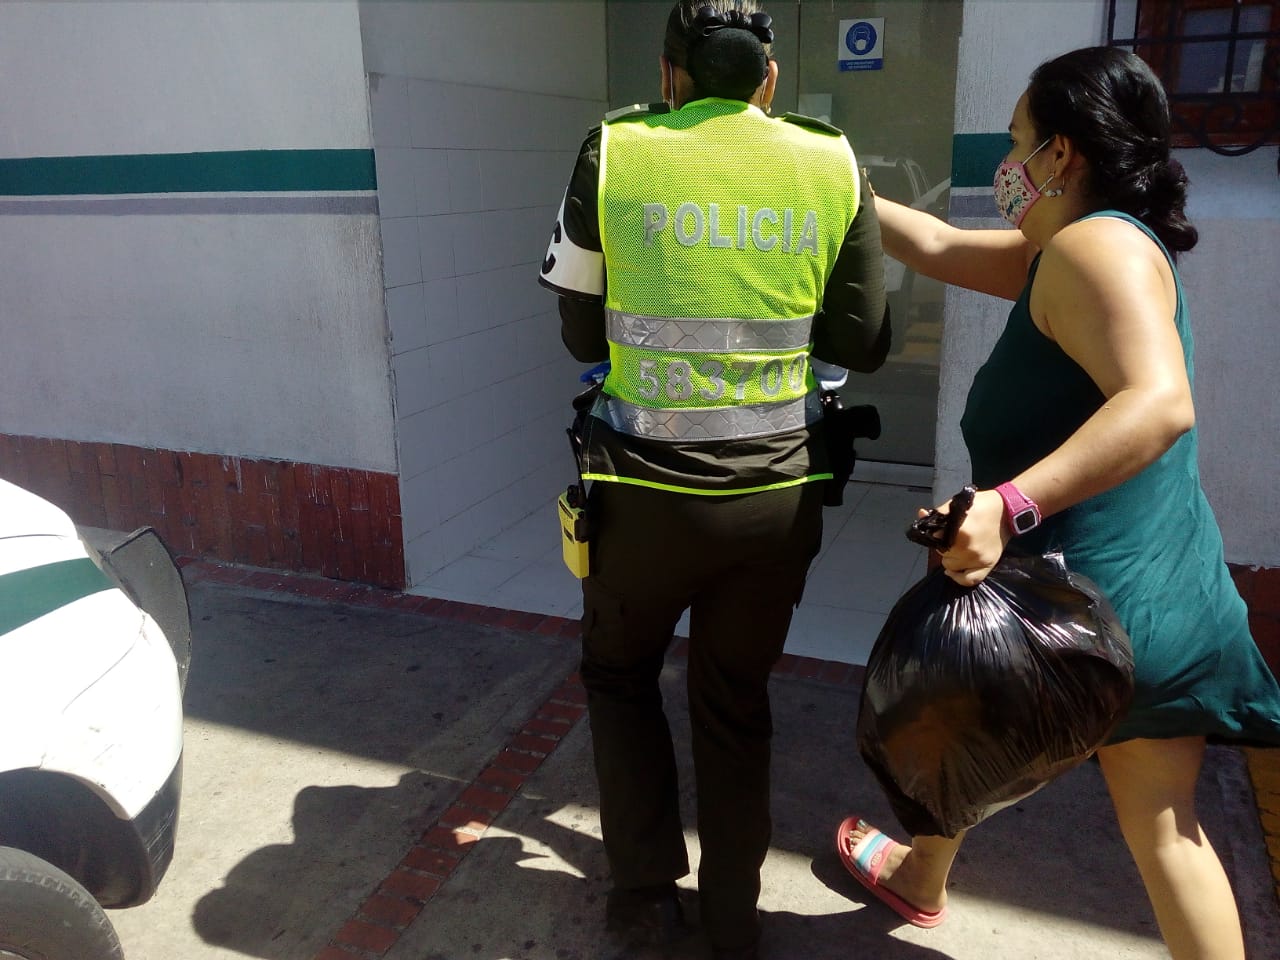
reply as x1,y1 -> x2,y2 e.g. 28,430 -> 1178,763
0,434 -> 405,590
1231,565 -> 1280,677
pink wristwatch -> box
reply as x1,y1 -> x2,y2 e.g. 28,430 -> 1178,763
995,481 -> 1041,535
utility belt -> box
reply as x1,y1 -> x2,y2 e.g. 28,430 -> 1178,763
556,369 -> 881,577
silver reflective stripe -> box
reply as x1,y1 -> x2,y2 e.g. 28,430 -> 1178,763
593,391 -> 822,441
606,310 -> 814,352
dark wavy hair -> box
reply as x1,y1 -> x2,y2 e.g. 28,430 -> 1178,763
663,1 -> 773,103
1028,46 -> 1198,253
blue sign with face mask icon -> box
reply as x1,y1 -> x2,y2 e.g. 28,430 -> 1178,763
838,17 -> 884,72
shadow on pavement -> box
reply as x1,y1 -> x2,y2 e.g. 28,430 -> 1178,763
111,578 -> 1275,960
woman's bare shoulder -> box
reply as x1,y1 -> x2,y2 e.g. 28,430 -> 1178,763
1043,215 -> 1164,272
1033,215 -> 1176,346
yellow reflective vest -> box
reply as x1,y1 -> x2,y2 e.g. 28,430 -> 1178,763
595,98 -> 859,468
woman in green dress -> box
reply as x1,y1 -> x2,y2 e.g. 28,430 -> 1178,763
835,46 -> 1280,960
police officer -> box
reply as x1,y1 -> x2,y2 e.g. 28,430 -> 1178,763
538,4 -> 888,957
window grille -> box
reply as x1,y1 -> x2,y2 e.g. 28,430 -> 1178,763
1107,0 -> 1279,158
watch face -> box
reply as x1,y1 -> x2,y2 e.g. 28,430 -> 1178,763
1011,507 -> 1039,534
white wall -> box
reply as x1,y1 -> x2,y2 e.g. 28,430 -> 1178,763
941,0 -> 1279,567
0,0 -> 395,471
953,1 -> 1107,138
1178,151 -> 1280,565
0,1 -> 372,156
936,1 -> 1107,503
359,1 -> 607,582
1,215 -> 387,465
359,0 -> 607,98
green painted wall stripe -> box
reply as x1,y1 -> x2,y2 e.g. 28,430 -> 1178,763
0,195 -> 379,216
950,133 -> 1009,189
0,557 -> 116,636
3,141 -> 996,195
0,149 -> 377,196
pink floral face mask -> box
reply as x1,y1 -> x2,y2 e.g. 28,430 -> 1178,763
993,138 -> 1053,227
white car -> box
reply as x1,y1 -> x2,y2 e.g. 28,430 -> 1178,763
0,479 -> 189,959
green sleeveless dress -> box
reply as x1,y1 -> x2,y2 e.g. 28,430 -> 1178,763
961,211 -> 1280,744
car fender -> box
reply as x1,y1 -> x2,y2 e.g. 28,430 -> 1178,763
0,482 -> 183,820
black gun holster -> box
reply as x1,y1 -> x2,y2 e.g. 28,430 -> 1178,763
820,390 -> 881,507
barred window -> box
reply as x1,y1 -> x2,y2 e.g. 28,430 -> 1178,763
1108,0 -> 1279,155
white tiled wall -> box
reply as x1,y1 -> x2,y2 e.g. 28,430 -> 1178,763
369,72 -> 606,583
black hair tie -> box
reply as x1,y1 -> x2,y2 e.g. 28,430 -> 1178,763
690,5 -> 774,45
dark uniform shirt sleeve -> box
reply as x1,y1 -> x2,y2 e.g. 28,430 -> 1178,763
539,129 -> 609,363
810,178 -> 891,374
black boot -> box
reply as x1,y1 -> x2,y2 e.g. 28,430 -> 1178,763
605,882 -> 692,946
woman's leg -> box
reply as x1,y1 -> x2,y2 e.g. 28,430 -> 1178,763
1096,737 -> 1245,960
838,820 -> 963,914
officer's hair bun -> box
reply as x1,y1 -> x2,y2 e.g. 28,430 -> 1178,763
685,5 -> 772,101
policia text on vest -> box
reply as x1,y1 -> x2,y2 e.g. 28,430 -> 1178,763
642,202 -> 822,254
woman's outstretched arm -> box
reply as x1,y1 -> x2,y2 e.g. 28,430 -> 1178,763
876,195 -> 1035,302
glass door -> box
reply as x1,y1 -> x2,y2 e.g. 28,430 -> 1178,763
793,0 -> 961,467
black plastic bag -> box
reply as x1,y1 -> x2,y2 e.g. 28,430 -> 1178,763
856,488 -> 1135,838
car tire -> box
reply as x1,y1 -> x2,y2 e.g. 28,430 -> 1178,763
0,846 -> 124,960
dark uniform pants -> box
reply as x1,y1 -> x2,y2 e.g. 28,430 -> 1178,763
580,480 -> 823,950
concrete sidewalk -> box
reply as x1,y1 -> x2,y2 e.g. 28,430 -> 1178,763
110,562 -> 1280,960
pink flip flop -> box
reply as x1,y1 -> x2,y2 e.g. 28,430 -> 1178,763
834,815 -> 947,929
